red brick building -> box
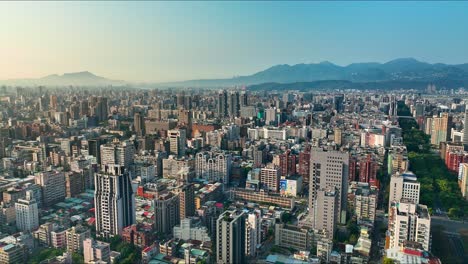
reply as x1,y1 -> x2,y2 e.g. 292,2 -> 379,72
121,224 -> 155,248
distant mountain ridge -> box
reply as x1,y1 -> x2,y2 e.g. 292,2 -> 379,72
0,71 -> 125,86
157,58 -> 468,88
3,58 -> 468,88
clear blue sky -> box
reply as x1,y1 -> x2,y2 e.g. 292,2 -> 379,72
1,1 -> 468,82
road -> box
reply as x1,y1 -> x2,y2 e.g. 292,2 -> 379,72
432,215 -> 468,233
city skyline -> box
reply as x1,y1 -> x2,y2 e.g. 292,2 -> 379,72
2,2 -> 468,82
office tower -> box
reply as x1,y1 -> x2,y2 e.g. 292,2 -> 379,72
279,150 -> 296,176
100,140 -> 135,168
83,238 -> 111,263
333,94 -> 345,113
134,111 -> 145,136
154,192 -> 180,235
95,165 -> 136,238
195,152 -> 232,184
217,90 -> 228,118
241,91 -> 249,106
87,138 -> 102,164
15,191 -> 39,232
389,95 -> 398,117
228,91 -> 240,118
313,188 -> 339,235
309,148 -> 349,224
387,202 -> 431,251
179,184 -> 195,220
260,166 -> 281,192
265,107 -> 277,125
168,129 -> 186,158
216,210 -> 245,264
245,210 -> 261,257
298,147 -> 311,183
35,170 -> 66,207
65,225 -> 91,253
388,171 -> 420,209
431,112 -> 452,146
334,128 -> 342,145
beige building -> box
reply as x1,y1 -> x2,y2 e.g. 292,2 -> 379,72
66,225 -> 91,253
313,188 -> 339,236
35,170 -> 66,207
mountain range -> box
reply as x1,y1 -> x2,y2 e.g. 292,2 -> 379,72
0,71 -> 125,87
3,58 -> 468,88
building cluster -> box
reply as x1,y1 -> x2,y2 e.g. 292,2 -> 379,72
0,86 -> 445,263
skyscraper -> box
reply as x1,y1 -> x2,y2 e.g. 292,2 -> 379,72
216,210 -> 245,264
309,148 -> 349,224
179,184 -> 195,220
430,112 -> 452,146
15,191 -> 39,232
154,192 -> 180,235
168,129 -> 186,158
245,210 -> 261,257
134,111 -> 145,136
228,91 -> 240,118
95,165 -> 136,238
217,90 -> 228,118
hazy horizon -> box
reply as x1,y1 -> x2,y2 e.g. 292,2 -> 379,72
2,1 -> 468,82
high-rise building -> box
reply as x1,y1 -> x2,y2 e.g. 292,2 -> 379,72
388,171 -> 420,210
463,108 -> 468,146
15,191 -> 39,232
313,188 -> 339,236
309,148 -> 349,224
216,210 -> 245,264
195,152 -> 231,185
260,166 -> 281,192
65,225 -> 91,253
100,140 -> 135,168
458,163 -> 468,200
245,210 -> 261,257
228,91 -> 240,118
95,165 -> 136,238
430,112 -> 452,146
217,90 -> 228,118
333,94 -> 345,113
179,184 -> 195,220
387,201 -> 431,251
154,192 -> 180,235
168,129 -> 186,158
279,150 -> 296,177
35,170 -> 66,207
134,111 -> 145,136
265,107 -> 277,125
298,146 -> 311,183
83,238 -> 110,263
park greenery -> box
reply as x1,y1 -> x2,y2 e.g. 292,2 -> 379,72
397,102 -> 468,219
29,248 -> 66,264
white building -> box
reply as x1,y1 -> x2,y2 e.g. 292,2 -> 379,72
83,238 -> 110,263
388,201 -> 431,251
100,140 -> 135,168
309,148 -> 349,225
15,191 -> 39,232
195,152 -> 231,185
94,165 -> 136,238
168,129 -> 186,158
245,210 -> 261,257
389,171 -> 420,209
173,218 -> 211,242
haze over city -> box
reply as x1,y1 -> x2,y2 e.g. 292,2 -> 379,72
2,1 -> 468,82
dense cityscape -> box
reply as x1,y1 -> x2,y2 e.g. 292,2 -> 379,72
0,83 -> 466,264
